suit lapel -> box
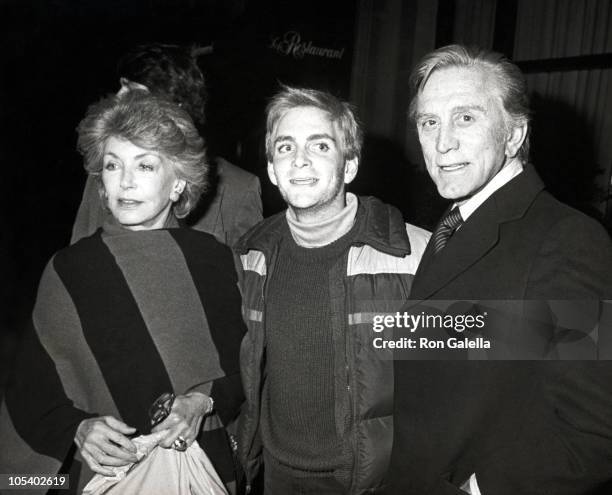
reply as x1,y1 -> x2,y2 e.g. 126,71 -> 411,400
413,204 -> 500,300
411,165 -> 546,300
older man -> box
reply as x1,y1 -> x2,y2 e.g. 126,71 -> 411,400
235,86 -> 429,494
386,45 -> 612,494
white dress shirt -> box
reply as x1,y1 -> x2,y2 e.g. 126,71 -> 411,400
456,159 -> 524,222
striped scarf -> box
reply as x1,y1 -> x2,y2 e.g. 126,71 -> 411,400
1,226 -> 245,494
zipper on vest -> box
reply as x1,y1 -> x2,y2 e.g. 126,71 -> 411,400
344,274 -> 357,492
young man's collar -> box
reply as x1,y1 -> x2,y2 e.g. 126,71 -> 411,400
286,193 -> 358,248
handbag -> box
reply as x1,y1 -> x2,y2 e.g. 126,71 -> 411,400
83,392 -> 228,495
82,432 -> 228,495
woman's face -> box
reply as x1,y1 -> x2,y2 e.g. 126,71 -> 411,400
101,136 -> 185,231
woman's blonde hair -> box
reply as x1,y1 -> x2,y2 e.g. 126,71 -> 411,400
76,90 -> 208,218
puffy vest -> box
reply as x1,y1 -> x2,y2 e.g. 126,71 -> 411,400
235,196 -> 430,493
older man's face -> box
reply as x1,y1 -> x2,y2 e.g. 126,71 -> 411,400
415,66 -> 510,204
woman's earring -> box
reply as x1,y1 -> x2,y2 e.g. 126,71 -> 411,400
170,189 -> 183,202
171,183 -> 185,202
100,189 -> 111,211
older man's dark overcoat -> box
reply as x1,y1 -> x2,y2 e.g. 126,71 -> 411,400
387,165 -> 612,495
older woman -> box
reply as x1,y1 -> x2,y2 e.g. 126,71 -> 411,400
0,91 -> 245,494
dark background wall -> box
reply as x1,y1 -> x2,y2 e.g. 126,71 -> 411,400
2,0 -> 612,393
350,0 -> 612,229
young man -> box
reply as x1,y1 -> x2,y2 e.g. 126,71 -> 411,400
235,86 -> 429,494
387,44 -> 612,495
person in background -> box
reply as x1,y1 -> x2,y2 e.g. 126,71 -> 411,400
235,85 -> 430,494
71,43 -> 262,247
0,91 -> 246,494
386,44 -> 612,495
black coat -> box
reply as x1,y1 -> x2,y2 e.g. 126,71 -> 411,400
386,166 -> 612,495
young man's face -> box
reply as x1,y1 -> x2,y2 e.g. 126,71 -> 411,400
267,106 -> 358,222
415,66 -> 519,205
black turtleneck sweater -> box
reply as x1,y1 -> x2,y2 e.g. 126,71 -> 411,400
260,214 -> 362,473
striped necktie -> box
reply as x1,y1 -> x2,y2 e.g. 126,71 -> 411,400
432,207 -> 464,254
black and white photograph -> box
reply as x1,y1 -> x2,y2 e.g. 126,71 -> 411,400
1,1 -> 612,494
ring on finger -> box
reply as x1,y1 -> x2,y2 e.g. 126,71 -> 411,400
172,435 -> 188,452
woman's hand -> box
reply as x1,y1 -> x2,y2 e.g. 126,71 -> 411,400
75,416 -> 139,476
151,392 -> 213,449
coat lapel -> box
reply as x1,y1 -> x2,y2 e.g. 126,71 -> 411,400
413,204 -> 500,300
411,165 -> 545,300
